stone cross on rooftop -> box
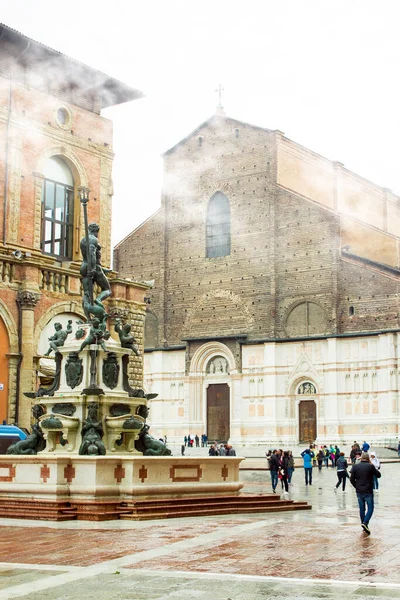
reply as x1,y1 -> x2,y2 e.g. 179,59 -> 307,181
215,84 -> 225,115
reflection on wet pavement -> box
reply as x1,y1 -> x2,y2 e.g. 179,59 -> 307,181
0,463 -> 399,599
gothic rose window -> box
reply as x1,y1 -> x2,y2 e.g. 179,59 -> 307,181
206,192 -> 231,258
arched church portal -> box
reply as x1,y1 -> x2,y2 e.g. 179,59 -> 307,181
207,383 -> 230,442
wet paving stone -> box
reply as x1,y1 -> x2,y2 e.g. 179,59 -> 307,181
0,464 -> 400,599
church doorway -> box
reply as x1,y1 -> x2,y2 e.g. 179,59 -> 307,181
299,400 -> 316,443
0,316 -> 9,423
207,383 -> 230,442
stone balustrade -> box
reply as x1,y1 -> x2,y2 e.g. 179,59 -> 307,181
40,269 -> 69,294
0,258 -> 16,283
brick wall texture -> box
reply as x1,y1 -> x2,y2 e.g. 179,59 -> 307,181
115,115 -> 400,354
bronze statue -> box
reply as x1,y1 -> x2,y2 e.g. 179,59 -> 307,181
115,319 -> 140,356
79,317 -> 108,353
44,321 -> 72,356
79,403 -> 106,455
80,222 -> 111,322
6,423 -> 46,455
135,424 -> 172,456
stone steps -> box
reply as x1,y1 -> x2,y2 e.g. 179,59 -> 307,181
0,498 -> 76,521
121,494 -> 311,520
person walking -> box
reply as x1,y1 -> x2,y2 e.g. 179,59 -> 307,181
329,445 -> 335,467
184,435 -> 187,447
208,443 -> 218,456
362,440 -> 370,452
269,449 -> 280,493
350,451 -> 381,535
323,445 -> 329,468
350,445 -> 357,465
219,444 -> 227,456
370,452 -> 380,491
195,434 -> 200,447
181,444 -> 185,456
301,448 -> 313,485
334,452 -> 349,491
280,450 -> 290,495
287,451 -> 295,485
317,448 -> 324,470
226,444 -> 236,456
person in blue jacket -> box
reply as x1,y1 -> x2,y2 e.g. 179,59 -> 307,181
301,448 -> 313,485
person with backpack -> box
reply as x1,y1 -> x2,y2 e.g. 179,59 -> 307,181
334,452 -> 349,491
269,449 -> 280,493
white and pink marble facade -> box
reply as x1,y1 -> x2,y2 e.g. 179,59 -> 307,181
144,332 -> 399,446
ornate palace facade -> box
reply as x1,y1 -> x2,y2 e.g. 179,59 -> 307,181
0,24 -> 146,427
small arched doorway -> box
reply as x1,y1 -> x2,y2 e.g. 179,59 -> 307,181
297,381 -> 317,443
207,383 -> 230,442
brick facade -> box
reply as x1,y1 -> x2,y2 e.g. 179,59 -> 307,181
116,113 -> 400,446
0,25 -> 145,427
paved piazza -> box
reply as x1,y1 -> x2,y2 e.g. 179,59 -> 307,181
0,461 -> 399,600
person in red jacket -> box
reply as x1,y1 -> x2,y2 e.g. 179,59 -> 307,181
350,452 -> 381,535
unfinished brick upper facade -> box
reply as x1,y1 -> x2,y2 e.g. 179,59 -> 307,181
115,115 -> 400,348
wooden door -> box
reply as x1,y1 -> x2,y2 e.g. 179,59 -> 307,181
207,383 -> 230,442
299,400 -> 316,443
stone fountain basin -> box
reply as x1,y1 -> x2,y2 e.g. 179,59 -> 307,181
104,414 -> 145,431
39,414 -> 80,430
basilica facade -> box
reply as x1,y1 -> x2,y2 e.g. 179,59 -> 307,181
115,111 -> 400,446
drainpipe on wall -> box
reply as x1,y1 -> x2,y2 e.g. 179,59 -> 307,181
14,298 -> 23,425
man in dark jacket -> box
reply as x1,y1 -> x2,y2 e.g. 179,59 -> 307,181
350,452 -> 381,535
269,450 -> 280,493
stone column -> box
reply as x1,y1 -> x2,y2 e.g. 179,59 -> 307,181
6,353 -> 19,423
16,289 -> 40,428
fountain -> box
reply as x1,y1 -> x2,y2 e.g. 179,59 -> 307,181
0,190 -> 248,521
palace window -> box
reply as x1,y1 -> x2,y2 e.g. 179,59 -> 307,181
206,192 -> 231,258
41,157 -> 74,260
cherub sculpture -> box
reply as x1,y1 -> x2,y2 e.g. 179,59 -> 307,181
44,321 -> 72,356
79,317 -> 108,353
115,319 -> 140,356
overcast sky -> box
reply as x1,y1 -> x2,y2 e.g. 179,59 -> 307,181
2,0 -> 400,249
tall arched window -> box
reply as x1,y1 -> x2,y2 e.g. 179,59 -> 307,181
206,192 -> 231,258
41,157 -> 74,259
